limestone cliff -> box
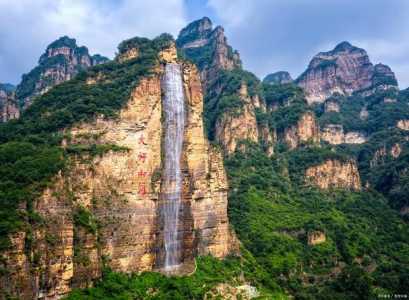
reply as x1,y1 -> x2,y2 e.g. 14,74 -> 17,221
305,159 -> 361,190
215,82 -> 259,155
176,17 -> 241,89
0,45 -> 235,299
296,41 -> 398,104
321,124 -> 367,145
0,84 -> 19,122
16,36 -> 108,108
284,112 -> 320,149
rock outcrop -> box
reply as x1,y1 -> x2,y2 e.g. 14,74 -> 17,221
263,71 -> 293,85
176,17 -> 241,89
307,231 -> 326,246
305,159 -> 361,190
324,98 -> 340,113
296,41 -> 398,104
397,120 -> 409,131
1,45 -> 236,299
0,83 -> 19,122
321,124 -> 367,145
215,82 -> 259,154
284,112 -> 320,149
16,36 -> 108,108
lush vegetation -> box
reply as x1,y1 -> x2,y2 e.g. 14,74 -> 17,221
225,143 -> 409,299
65,255 -> 283,299
204,69 -> 260,139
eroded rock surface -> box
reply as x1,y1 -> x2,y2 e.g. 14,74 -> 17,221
296,41 -> 398,104
305,159 -> 361,190
0,50 -> 236,299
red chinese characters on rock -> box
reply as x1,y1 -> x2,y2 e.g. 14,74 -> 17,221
138,152 -> 147,163
138,182 -> 147,196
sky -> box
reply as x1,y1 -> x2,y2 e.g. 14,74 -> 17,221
1,0 -> 409,88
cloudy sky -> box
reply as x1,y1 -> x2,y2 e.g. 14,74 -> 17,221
1,0 -> 409,88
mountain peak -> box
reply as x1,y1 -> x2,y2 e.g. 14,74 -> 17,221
263,71 -> 293,85
333,41 -> 354,52
177,17 -> 213,44
297,41 -> 397,103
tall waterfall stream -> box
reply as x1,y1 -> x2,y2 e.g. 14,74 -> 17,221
161,63 -> 185,271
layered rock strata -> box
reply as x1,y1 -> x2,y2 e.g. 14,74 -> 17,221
321,124 -> 367,145
284,112 -> 320,149
0,46 -> 235,299
305,159 -> 361,190
16,36 -> 108,108
296,41 -> 398,104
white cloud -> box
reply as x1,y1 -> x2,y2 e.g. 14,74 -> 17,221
0,0 -> 187,83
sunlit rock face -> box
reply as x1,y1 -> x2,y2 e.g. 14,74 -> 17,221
305,159 -> 361,191
284,112 -> 320,149
0,46 -> 236,299
215,82 -> 260,155
321,124 -> 367,145
176,17 -> 242,90
296,41 -> 398,104
16,36 -> 108,109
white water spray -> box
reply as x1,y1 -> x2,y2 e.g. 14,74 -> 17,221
161,63 -> 185,270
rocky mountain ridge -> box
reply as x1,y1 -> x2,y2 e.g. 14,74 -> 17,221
16,36 -> 108,109
296,41 -> 398,103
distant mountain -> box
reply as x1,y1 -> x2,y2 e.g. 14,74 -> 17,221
263,71 -> 293,85
296,41 -> 398,104
16,36 -> 109,108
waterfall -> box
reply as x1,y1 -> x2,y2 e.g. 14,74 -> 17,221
161,63 -> 185,270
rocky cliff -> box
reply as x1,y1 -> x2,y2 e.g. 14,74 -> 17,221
296,41 -> 398,104
284,112 -> 320,149
16,36 -> 108,108
176,17 -> 241,90
0,84 -> 19,122
215,82 -> 260,154
1,44 -> 236,299
263,71 -> 293,85
305,159 -> 361,190
321,124 -> 367,145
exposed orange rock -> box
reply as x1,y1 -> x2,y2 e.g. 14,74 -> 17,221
308,231 -> 326,245
215,82 -> 259,155
305,159 -> 361,190
1,59 -> 236,299
284,112 -> 320,149
321,124 -> 367,145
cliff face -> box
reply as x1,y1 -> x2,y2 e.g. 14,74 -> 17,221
1,46 -> 235,299
215,83 -> 259,154
176,17 -> 241,89
16,36 -> 108,108
296,41 -> 398,104
305,159 -> 361,190
284,112 -> 320,149
263,71 -> 293,85
0,84 -> 19,122
321,124 -> 367,145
